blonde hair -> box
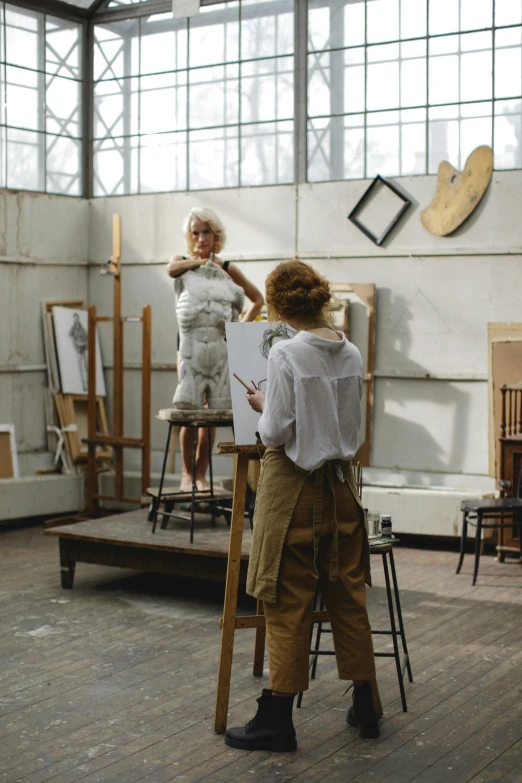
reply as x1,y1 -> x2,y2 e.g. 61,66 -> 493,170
183,207 -> 227,255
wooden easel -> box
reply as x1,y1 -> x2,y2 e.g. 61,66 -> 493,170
85,215 -> 152,513
214,443 -> 329,734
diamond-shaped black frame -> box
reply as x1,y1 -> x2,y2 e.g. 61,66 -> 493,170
347,174 -> 412,247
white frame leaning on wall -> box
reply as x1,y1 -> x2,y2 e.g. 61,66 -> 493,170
7,0 -> 522,197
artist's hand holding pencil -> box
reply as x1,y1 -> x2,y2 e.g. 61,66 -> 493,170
234,374 -> 265,414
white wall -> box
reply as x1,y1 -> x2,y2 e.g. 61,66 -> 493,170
0,190 -> 89,475
88,171 -> 522,490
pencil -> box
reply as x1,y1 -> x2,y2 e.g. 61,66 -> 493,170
233,373 -> 250,391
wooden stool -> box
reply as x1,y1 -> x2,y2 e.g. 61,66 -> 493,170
149,410 -> 234,543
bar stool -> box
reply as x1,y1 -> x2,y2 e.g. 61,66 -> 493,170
296,537 -> 413,712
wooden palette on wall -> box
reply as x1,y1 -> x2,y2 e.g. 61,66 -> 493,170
421,145 -> 493,236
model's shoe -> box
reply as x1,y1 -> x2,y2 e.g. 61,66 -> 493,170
346,682 -> 380,739
225,690 -> 297,752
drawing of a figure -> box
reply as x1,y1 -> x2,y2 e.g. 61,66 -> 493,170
69,312 -> 88,392
259,323 -> 294,359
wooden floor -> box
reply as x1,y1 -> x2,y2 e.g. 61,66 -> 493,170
1,524 -> 522,783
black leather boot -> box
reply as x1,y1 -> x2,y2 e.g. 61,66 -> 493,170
225,690 -> 297,752
346,681 -> 380,739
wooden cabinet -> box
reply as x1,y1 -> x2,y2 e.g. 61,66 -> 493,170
498,384 -> 522,559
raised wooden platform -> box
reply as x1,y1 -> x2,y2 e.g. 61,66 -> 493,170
44,509 -> 251,589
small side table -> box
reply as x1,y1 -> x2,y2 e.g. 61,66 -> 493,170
457,498 -> 522,585
148,409 -> 234,542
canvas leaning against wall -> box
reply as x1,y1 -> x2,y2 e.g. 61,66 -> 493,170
52,307 -> 106,397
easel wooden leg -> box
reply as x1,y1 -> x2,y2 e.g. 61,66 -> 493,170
253,599 -> 266,677
215,452 -> 249,734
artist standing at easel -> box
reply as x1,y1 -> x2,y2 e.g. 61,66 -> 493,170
225,260 -> 382,752
167,208 -> 264,492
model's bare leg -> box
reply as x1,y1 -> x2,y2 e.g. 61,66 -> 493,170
195,427 -> 216,490
179,426 -> 195,492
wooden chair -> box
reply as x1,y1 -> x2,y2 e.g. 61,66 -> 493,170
457,468 -> 522,585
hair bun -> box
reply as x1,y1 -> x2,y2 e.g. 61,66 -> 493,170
265,261 -> 331,320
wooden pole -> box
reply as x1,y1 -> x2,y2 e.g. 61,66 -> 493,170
112,215 -> 124,498
87,306 -> 99,515
214,452 -> 249,734
141,304 -> 152,496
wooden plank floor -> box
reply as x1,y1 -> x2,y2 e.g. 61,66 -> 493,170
1,524 -> 522,783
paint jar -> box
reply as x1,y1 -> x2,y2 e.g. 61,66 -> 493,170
366,511 -> 381,537
381,514 -> 392,538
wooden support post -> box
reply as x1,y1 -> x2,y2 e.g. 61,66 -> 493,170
87,306 -> 99,516
112,215 -> 124,499
141,304 -> 152,496
214,451 -> 249,734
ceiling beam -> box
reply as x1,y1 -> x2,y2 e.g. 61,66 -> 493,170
89,0 -> 112,16
7,0 -> 90,21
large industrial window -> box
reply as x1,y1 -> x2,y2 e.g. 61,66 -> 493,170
307,0 -> 522,182
0,3 -> 82,194
93,0 -> 294,196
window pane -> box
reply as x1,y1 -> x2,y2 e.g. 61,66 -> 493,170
495,0 -> 522,27
94,78 -> 138,138
241,0 -> 293,60
495,100 -> 522,169
309,0 -> 365,50
367,0 -> 398,44
94,21 -> 139,81
308,49 -> 365,117
460,32 -> 492,102
367,45 -> 399,110
189,2 -> 239,67
46,75 -> 81,138
93,136 -> 138,196
460,0 -> 492,31
0,127 -> 5,188
241,120 -> 293,185
140,14 -> 187,74
400,0 -> 427,40
140,72 -> 187,134
308,115 -> 364,182
46,16 -> 81,81
460,111 -> 492,167
429,0 -> 459,35
401,41 -> 426,107
7,128 -> 44,191
241,57 -> 293,123
495,28 -> 522,99
428,105 -> 459,172
5,5 -> 40,71
189,127 -> 239,189
6,66 -> 43,131
140,132 -> 187,192
190,64 -> 239,129
367,111 -> 400,176
401,109 -> 426,174
46,135 -> 81,195
429,44 -> 459,104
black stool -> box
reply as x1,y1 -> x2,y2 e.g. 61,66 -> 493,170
149,412 -> 235,542
457,498 -> 522,585
297,539 -> 413,713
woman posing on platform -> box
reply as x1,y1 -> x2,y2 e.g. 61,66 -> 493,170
167,207 -> 264,492
225,260 -> 382,752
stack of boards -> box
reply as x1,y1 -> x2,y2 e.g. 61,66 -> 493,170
41,299 -> 111,474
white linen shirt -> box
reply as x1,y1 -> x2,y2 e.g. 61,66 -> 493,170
257,330 -> 363,472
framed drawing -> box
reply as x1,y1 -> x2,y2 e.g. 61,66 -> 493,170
52,306 -> 106,397
348,175 -> 412,246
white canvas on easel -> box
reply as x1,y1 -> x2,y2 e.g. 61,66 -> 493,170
226,322 -> 294,445
52,306 -> 106,397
